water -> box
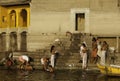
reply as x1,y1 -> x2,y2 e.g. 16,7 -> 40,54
0,69 -> 120,81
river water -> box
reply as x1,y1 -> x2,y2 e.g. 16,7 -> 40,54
0,69 -> 120,81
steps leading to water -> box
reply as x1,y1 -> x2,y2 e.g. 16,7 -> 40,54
12,33 -> 95,70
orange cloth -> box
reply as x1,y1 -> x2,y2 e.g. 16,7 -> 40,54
91,48 -> 98,57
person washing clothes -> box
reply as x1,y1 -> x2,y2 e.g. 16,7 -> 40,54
18,55 -> 33,70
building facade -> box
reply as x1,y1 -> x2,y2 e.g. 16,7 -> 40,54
0,0 -> 31,52
30,0 -> 120,35
29,0 -> 120,52
0,0 -> 120,52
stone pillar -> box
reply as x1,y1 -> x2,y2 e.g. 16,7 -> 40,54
116,36 -> 119,53
27,9 -> 30,27
17,33 -> 21,51
6,33 -> 10,51
16,11 -> 19,27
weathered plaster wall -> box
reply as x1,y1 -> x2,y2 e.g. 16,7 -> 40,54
29,12 -> 72,34
90,11 -> 120,35
30,0 -> 120,35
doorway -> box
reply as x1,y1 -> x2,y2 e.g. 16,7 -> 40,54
9,10 -> 16,27
21,31 -> 27,51
10,32 -> 17,51
0,33 -> 6,52
75,13 -> 85,31
20,9 -> 27,27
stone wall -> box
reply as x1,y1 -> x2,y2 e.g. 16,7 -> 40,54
30,0 -> 120,35
90,11 -> 120,35
31,0 -> 118,12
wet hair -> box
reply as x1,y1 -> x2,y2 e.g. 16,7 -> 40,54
92,37 -> 96,42
103,41 -> 107,44
82,43 -> 86,47
50,45 -> 55,53
46,58 -> 49,60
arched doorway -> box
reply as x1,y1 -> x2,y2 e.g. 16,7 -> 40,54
0,32 -> 6,52
21,31 -> 27,51
10,32 -> 17,51
9,10 -> 16,27
20,9 -> 27,27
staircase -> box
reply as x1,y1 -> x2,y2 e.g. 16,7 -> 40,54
12,33 -> 95,70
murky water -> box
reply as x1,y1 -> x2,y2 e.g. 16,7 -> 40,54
0,69 -> 120,81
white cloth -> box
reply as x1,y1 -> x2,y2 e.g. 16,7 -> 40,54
82,52 -> 87,69
21,55 -> 29,62
100,51 -> 106,65
80,46 -> 87,69
97,45 -> 102,57
80,46 -> 84,57
41,58 -> 44,65
50,54 -> 55,67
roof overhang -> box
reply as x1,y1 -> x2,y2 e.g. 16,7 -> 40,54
0,0 -> 31,6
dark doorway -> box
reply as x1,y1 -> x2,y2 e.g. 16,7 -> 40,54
9,10 -> 16,27
20,9 -> 27,27
75,13 -> 85,31
10,32 -> 17,51
0,33 -> 6,52
21,31 -> 27,51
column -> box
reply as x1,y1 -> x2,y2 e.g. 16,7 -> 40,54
17,33 -> 21,51
116,36 -> 119,53
27,8 -> 30,27
6,33 -> 10,51
26,32 -> 28,51
16,10 -> 19,28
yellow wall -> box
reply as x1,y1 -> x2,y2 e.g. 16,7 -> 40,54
0,6 -> 8,28
0,4 -> 30,28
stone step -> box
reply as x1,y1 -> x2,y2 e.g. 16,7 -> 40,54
11,33 -> 93,70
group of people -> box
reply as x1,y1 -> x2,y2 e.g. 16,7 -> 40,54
0,45 -> 58,72
0,52 -> 33,70
79,37 -> 109,69
91,37 -> 109,65
41,45 -> 58,73
0,37 -> 110,71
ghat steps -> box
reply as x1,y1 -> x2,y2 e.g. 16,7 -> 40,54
12,33 -> 95,70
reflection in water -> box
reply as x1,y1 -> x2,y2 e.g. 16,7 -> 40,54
0,69 -> 120,81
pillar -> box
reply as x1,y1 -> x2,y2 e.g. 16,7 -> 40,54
27,8 -> 30,27
16,10 -> 19,28
17,33 -> 21,51
6,33 -> 10,51
116,36 -> 119,53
